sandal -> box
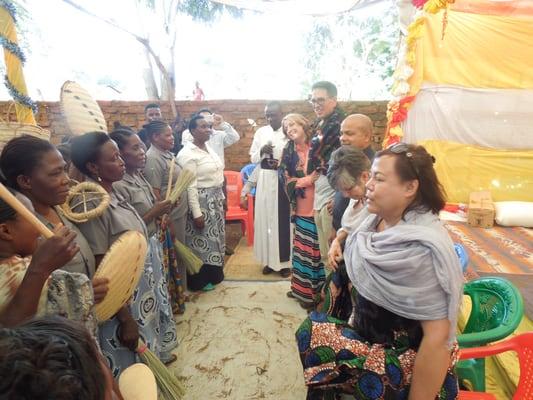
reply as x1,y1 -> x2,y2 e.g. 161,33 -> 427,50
279,268 -> 291,278
202,283 -> 216,291
163,354 -> 178,366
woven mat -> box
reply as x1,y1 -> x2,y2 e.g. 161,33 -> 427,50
170,281 -> 307,399
224,238 -> 290,282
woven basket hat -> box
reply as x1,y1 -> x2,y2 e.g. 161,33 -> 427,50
93,231 -> 147,321
119,363 -> 157,400
60,81 -> 107,135
0,103 -> 50,150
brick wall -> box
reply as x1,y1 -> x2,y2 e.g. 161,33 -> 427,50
0,100 -> 387,171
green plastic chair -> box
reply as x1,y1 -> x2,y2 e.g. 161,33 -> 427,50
457,276 -> 524,392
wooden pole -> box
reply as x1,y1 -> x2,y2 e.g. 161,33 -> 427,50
0,183 -> 53,238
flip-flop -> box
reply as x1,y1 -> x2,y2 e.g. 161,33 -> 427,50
163,354 -> 178,366
202,283 -> 216,291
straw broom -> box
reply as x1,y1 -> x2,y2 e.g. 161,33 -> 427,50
168,169 -> 195,204
164,161 -> 175,201
136,340 -> 185,400
166,169 -> 201,274
174,239 -> 202,275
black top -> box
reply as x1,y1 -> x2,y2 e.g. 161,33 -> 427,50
353,293 -> 423,349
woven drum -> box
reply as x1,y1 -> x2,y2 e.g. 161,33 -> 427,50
60,81 -> 107,135
93,231 -> 147,321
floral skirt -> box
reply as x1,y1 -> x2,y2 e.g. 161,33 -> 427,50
296,267 -> 459,400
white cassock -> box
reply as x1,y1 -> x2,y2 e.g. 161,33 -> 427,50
249,125 -> 291,271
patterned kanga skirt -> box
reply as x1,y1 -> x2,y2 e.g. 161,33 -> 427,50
290,216 -> 326,305
185,186 -> 225,266
296,267 -> 459,400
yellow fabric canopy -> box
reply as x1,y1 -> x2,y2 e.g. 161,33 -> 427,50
420,10 -> 533,90
420,140 -> 533,203
451,0 -> 533,18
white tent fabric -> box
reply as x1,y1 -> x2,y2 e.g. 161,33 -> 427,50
402,84 -> 533,149
211,0 -> 384,15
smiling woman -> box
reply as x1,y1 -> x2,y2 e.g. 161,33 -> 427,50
0,136 -> 97,278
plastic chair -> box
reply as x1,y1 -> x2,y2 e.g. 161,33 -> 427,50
457,277 -> 524,392
240,163 -> 257,197
458,332 -> 533,399
454,243 -> 469,273
224,170 -> 254,246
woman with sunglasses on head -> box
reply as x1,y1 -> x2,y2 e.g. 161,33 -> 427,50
110,125 -> 179,364
297,143 -> 464,400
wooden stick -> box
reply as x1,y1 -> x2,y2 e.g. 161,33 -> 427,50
165,160 -> 175,200
0,183 -> 54,238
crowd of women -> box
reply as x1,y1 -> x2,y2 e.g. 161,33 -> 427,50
0,92 -> 465,399
0,110 -> 228,398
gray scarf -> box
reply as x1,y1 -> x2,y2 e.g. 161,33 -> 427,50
344,209 -> 463,345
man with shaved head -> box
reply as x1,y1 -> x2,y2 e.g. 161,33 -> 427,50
330,114 -> 375,233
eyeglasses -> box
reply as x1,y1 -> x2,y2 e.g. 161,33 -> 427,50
308,97 -> 328,106
388,142 -> 420,179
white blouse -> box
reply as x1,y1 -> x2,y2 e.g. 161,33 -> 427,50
176,142 -> 224,218
340,199 -> 371,235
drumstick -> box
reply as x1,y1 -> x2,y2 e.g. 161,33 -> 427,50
0,183 -> 54,238
165,160 -> 175,201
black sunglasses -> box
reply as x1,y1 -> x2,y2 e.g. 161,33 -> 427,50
388,142 -> 420,179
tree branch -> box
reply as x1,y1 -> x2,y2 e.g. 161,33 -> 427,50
61,0 -> 177,117
61,0 -> 145,42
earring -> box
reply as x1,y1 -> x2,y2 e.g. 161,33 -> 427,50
96,175 -> 102,182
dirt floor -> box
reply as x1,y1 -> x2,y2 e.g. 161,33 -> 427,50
169,222 -> 309,399
171,281 -> 308,400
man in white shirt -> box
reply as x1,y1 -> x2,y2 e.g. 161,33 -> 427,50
249,101 -> 291,277
181,108 -> 240,167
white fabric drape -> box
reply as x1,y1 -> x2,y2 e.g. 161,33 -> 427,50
402,84 -> 533,149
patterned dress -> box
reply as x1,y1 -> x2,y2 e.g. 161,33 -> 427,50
0,256 -> 97,339
279,140 -> 325,305
297,265 -> 459,400
74,188 -> 169,376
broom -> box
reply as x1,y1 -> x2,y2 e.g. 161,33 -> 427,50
168,169 -> 195,204
166,168 -> 202,275
136,340 -> 186,400
174,239 -> 202,275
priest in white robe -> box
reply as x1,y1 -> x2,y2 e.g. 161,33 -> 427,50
249,101 -> 291,277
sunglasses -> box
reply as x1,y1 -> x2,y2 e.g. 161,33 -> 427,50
388,142 -> 420,179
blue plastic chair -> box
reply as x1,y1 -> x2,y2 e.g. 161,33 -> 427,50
240,163 -> 257,196
454,243 -> 469,273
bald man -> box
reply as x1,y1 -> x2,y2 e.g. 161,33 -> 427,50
330,114 -> 375,232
